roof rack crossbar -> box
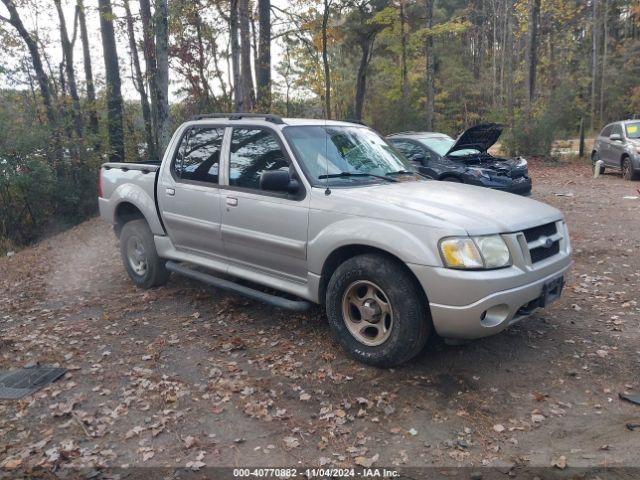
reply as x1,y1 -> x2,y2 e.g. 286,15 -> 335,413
190,112 -> 284,124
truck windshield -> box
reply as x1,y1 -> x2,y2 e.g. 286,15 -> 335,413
284,125 -> 418,186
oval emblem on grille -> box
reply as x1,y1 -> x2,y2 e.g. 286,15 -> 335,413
542,237 -> 554,248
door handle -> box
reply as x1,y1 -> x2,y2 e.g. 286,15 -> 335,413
166,188 -> 175,196
226,197 -> 238,207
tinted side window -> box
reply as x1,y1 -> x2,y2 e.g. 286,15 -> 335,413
600,125 -> 613,137
392,140 -> 429,165
611,123 -> 623,137
229,128 -> 289,190
174,127 -> 224,184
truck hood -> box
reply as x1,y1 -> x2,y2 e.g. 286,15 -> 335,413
446,123 -> 502,156
326,180 -> 562,235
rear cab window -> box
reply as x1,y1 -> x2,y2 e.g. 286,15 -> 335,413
173,127 -> 224,184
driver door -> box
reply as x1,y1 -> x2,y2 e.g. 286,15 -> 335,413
609,123 -> 625,169
220,127 -> 310,281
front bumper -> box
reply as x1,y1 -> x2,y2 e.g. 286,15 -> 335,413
465,175 -> 532,195
425,264 -> 570,339
408,224 -> 571,339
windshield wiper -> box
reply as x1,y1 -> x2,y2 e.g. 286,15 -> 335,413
385,169 -> 416,175
318,171 -> 397,182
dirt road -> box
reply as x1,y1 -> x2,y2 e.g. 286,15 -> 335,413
1,159 -> 639,475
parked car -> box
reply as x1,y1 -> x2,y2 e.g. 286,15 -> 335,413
592,119 -> 640,180
387,123 -> 532,195
98,114 -> 571,367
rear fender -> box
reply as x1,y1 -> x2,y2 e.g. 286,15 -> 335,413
108,183 -> 164,235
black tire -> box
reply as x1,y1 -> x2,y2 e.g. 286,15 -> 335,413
325,254 -> 431,367
592,152 -> 604,175
119,219 -> 170,289
442,176 -> 462,183
622,156 -> 638,181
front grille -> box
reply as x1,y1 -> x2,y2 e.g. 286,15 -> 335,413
530,241 -> 560,263
522,222 -> 561,263
523,222 -> 557,242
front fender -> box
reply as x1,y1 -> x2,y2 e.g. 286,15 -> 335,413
307,214 -> 444,275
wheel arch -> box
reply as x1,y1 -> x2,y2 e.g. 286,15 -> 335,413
114,202 -> 148,237
318,244 -> 429,306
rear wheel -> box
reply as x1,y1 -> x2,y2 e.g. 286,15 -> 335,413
120,219 -> 170,288
325,254 -> 431,367
622,157 -> 638,180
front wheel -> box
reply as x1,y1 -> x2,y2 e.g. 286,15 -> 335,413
119,219 -> 170,289
325,254 -> 431,367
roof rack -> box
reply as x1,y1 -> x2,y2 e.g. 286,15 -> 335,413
189,112 -> 284,124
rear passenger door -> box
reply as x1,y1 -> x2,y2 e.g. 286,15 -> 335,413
220,127 -> 309,281
159,126 -> 225,258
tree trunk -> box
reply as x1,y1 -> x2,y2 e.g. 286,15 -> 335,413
399,0 -> 409,102
54,0 -> 83,140
322,0 -> 332,119
591,0 -> 598,131
354,35 -> 376,121
239,0 -> 255,111
139,0 -> 159,150
2,0 -> 61,161
123,0 -> 156,159
230,0 -> 243,111
77,0 -> 99,143
506,5 -> 514,127
525,0 -> 540,103
98,0 -> 125,162
154,0 -> 170,154
425,0 -> 435,130
194,8 -> 213,105
256,0 -> 271,111
599,0 -> 608,124
2,0 -> 56,128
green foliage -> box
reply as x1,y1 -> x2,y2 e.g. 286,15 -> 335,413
0,90 -> 101,250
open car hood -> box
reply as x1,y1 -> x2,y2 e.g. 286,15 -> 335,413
446,123 -> 503,156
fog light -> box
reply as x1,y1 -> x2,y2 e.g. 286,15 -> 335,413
480,304 -> 510,327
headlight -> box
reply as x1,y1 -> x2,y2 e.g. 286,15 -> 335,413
439,235 -> 511,269
466,167 -> 491,179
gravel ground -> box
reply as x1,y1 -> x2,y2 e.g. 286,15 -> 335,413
1,159 -> 639,477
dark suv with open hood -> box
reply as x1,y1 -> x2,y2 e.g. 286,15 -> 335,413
388,123 -> 532,195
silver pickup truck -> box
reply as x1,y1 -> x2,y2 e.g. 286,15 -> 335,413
99,113 -> 571,367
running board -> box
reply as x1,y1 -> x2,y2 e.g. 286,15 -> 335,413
165,261 -> 312,312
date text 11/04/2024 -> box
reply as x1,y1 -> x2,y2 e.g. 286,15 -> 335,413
232,468 -> 400,478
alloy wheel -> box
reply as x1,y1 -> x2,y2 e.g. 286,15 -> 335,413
126,235 -> 148,276
341,280 -> 394,346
